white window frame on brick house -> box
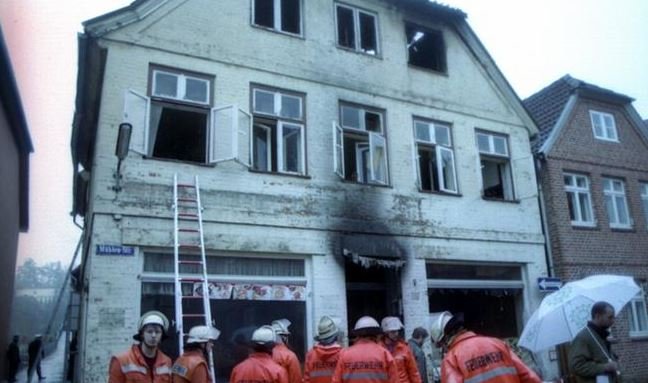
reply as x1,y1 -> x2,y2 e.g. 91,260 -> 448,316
603,178 -> 632,229
333,103 -> 388,185
590,110 -> 618,142
640,182 -> 648,228
475,130 -> 514,201
334,3 -> 379,55
251,86 -> 306,175
252,0 -> 303,36
412,118 -> 458,194
123,67 -> 251,166
629,287 -> 648,337
564,173 -> 595,227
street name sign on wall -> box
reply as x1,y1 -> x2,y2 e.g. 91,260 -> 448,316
96,244 -> 135,256
538,277 -> 562,292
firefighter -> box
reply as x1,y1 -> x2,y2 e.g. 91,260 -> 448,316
380,317 -> 421,383
230,325 -> 289,383
331,316 -> 398,383
304,316 -> 343,383
430,311 -> 541,383
108,311 -> 173,383
271,318 -> 302,383
172,325 -> 220,383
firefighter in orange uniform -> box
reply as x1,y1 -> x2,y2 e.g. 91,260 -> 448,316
109,311 -> 173,383
230,325 -> 289,383
172,325 -> 220,383
304,316 -> 343,383
380,317 -> 421,383
332,316 -> 398,383
430,311 -> 541,383
271,319 -> 302,383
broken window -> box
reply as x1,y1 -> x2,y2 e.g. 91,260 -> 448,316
406,23 -> 446,72
413,119 -> 457,193
333,104 -> 388,185
336,3 -> 378,55
252,87 -> 305,175
476,131 -> 514,200
254,0 -> 302,35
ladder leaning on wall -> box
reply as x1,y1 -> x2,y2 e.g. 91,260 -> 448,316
172,173 -> 216,382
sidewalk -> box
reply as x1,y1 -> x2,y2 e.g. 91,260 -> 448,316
14,336 -> 66,383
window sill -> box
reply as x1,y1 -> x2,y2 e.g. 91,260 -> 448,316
340,178 -> 392,189
571,222 -> 598,229
251,24 -> 304,40
610,226 -> 635,233
571,224 -> 600,231
143,155 -> 214,168
248,168 -> 311,180
407,64 -> 448,76
629,333 -> 648,341
419,189 -> 462,198
335,45 -> 382,59
593,137 -> 619,143
481,196 -> 519,204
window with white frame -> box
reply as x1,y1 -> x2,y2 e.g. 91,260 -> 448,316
123,67 -> 250,165
564,173 -> 595,226
335,3 -> 378,55
253,0 -> 302,35
333,103 -> 388,185
476,131 -> 514,200
413,119 -> 457,193
590,110 -> 618,142
252,87 -> 305,175
629,286 -> 648,337
603,178 -> 632,228
641,183 -> 648,227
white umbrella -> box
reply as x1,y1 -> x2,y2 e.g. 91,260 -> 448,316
518,274 -> 640,352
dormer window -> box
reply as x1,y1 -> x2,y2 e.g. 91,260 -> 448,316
590,110 -> 618,142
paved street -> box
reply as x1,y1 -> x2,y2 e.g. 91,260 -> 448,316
13,336 -> 66,383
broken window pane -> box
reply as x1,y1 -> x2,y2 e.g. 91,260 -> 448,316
365,111 -> 382,133
254,0 -> 274,28
406,23 -> 446,72
337,5 -> 355,49
154,72 -> 178,98
359,12 -> 377,54
150,103 -> 207,164
281,0 -> 301,34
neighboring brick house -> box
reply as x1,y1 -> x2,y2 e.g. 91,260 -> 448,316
0,26 -> 32,379
525,75 -> 648,381
71,1 -> 551,381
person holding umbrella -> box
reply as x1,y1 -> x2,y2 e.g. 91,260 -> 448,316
568,301 -> 621,383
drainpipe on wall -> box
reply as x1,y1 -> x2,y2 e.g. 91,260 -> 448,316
535,155 -> 555,277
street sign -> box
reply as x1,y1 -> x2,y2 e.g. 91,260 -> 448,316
538,277 -> 562,292
96,244 -> 135,256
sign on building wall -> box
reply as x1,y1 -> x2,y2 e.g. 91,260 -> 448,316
193,282 -> 305,301
96,244 -> 135,256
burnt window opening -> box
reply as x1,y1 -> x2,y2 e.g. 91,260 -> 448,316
418,146 -> 439,191
336,4 -> 378,55
406,23 -> 446,72
254,0 -> 302,35
150,103 -> 208,164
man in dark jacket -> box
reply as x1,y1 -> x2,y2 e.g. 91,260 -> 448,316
28,334 -> 45,380
407,327 -> 428,383
5,335 -> 20,382
568,301 -> 621,383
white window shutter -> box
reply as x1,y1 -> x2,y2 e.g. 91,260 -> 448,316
437,146 -> 457,193
333,121 -> 345,178
236,108 -> 251,167
368,132 -> 388,184
210,105 -> 235,164
123,89 -> 149,155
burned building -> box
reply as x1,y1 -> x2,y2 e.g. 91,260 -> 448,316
71,0 -> 549,381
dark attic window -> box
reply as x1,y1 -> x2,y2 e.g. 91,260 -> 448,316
406,23 -> 447,73
254,0 -> 301,35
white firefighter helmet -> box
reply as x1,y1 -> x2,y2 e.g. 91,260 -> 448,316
138,311 -> 169,333
381,316 -> 404,332
353,316 -> 380,330
251,325 -> 276,345
429,311 -> 453,344
315,316 -> 339,340
271,318 -> 291,335
187,325 -> 221,344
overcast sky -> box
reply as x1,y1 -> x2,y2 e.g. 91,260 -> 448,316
1,0 -> 647,267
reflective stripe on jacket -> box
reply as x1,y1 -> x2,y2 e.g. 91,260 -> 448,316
442,332 -> 541,383
172,349 -> 209,383
381,340 -> 422,383
231,352 -> 289,383
109,345 -> 173,383
273,343 -> 303,383
304,343 -> 343,383
331,339 -> 398,383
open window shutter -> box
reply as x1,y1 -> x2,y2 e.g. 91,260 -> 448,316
368,132 -> 387,184
437,146 -> 457,193
412,127 -> 421,188
123,89 -> 149,155
210,105 -> 235,164
333,121 -> 345,178
502,162 -> 514,200
236,107 -> 251,167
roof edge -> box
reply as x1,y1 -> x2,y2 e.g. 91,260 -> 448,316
538,94 -> 578,155
82,0 -> 170,37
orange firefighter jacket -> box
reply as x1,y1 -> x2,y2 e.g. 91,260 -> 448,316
380,339 -> 422,383
273,343 -> 302,383
231,352 -> 289,383
331,339 -> 398,383
172,349 -> 209,383
109,345 -> 173,383
441,331 -> 541,383
304,343 -> 343,383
